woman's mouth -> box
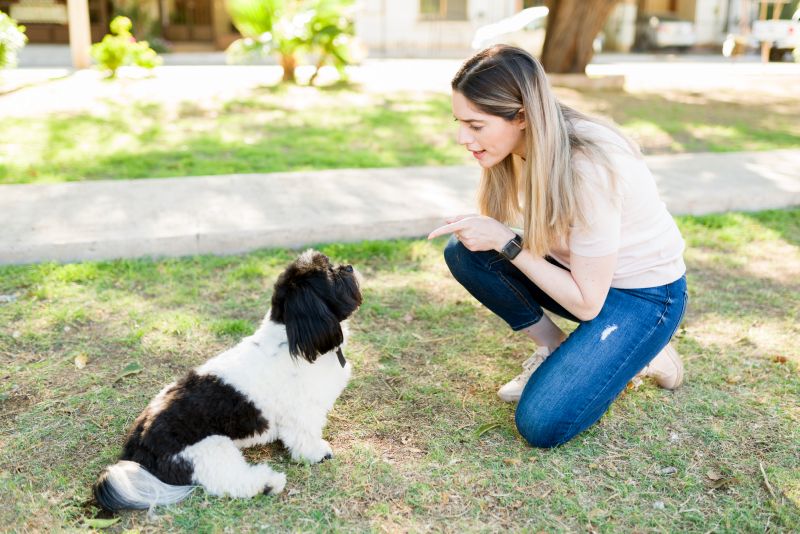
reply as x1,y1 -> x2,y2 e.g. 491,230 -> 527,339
471,150 -> 486,160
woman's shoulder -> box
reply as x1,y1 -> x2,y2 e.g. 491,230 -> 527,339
573,118 -> 637,153
571,119 -> 650,195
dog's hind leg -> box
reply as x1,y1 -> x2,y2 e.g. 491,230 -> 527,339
179,435 -> 286,497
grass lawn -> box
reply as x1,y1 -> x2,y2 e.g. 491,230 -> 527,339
1,209 -> 798,532
1,80 -> 799,185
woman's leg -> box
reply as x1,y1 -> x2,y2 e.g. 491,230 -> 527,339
443,237 -> 578,342
514,276 -> 688,448
519,318 -> 568,351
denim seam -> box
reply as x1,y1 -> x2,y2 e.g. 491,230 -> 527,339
486,254 -> 507,267
560,289 -> 673,444
496,271 -> 544,329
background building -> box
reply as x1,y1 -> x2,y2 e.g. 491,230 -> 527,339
3,0 -> 796,55
1,0 -> 238,49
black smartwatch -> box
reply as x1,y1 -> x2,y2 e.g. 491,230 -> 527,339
499,234 -> 523,261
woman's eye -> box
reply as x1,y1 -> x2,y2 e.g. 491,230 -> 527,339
471,126 -> 483,132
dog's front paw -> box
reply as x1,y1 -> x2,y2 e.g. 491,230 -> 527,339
291,439 -> 333,464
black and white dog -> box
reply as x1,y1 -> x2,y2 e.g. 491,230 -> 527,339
93,250 -> 362,512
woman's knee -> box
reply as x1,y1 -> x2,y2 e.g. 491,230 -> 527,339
514,409 -> 570,449
443,236 -> 475,279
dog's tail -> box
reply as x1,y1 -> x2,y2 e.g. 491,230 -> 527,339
93,460 -> 195,512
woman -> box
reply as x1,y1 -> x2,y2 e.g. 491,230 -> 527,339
428,45 -> 687,448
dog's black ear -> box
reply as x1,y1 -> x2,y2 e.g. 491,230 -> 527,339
283,285 -> 343,363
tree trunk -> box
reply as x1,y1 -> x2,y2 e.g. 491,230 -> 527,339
280,54 -> 297,83
541,0 -> 620,74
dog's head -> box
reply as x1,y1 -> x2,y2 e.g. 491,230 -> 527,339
269,250 -> 362,363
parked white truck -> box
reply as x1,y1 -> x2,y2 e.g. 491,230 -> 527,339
752,8 -> 800,61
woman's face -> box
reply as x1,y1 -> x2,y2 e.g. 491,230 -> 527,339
452,91 -> 526,168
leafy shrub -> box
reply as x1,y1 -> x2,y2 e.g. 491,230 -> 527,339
0,12 -> 27,69
91,16 -> 163,78
225,0 -> 358,84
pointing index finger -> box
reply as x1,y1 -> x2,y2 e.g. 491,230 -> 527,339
427,220 -> 466,240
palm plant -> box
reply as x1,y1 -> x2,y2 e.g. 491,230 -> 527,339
225,0 -> 355,84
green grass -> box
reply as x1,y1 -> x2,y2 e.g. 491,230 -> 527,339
0,87 -> 466,185
1,79 -> 798,185
555,88 -> 800,156
1,210 -> 799,531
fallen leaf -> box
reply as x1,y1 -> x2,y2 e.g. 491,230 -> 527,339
708,477 -> 738,491
725,375 -> 742,384
706,470 -> 724,481
588,508 -> 606,520
115,362 -> 143,382
659,466 -> 678,476
475,422 -> 500,437
74,353 -> 89,369
83,517 -> 120,529
772,355 -> 788,364
503,458 -> 521,466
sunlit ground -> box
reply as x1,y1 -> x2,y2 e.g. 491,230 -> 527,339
0,210 -> 798,531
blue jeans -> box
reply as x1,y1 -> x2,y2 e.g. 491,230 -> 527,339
443,236 -> 688,448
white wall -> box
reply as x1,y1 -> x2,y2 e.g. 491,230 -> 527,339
355,0 -> 518,57
693,0 -> 729,44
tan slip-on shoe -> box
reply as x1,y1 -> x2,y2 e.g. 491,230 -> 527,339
637,342 -> 684,390
497,347 -> 551,402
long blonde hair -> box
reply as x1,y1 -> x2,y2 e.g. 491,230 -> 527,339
451,45 -> 637,257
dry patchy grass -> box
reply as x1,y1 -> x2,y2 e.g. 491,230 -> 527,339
0,211 -> 798,532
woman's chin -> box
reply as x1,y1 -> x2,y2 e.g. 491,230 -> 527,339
476,157 -> 496,168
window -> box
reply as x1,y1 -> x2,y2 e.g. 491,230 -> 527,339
420,0 -> 468,21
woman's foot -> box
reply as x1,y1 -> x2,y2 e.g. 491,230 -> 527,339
497,347 -> 551,402
637,342 -> 684,390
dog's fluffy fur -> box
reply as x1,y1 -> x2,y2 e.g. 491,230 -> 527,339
93,250 -> 362,512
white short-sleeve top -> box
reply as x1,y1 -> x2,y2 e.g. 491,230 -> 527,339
546,121 -> 686,289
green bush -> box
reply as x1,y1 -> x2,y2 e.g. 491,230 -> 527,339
91,16 -> 162,78
0,12 -> 27,69
225,0 -> 357,84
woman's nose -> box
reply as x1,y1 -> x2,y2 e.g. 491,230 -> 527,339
457,125 -> 473,146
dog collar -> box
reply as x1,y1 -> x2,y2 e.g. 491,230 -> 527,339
336,347 -> 346,368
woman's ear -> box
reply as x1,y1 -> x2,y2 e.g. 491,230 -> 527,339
516,108 -> 526,130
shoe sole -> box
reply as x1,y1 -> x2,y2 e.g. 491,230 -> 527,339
497,391 -> 521,403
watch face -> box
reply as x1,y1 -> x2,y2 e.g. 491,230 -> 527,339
503,238 -> 522,259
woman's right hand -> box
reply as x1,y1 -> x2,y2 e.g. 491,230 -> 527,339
444,213 -> 479,225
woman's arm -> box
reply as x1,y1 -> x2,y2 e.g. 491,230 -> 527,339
428,215 -> 616,321
508,249 -> 616,322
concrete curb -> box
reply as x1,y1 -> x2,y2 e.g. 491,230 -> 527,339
1,150 -> 799,265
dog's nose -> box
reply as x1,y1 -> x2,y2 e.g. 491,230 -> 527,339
343,265 -> 354,272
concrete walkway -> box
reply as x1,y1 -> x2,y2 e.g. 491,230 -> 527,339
1,149 -> 799,265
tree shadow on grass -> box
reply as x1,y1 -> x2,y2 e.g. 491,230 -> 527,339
1,239 -> 799,531
559,88 -> 800,154
1,93 -> 460,184
740,209 -> 800,247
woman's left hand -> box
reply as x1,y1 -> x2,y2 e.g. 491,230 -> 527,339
428,215 -> 517,252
